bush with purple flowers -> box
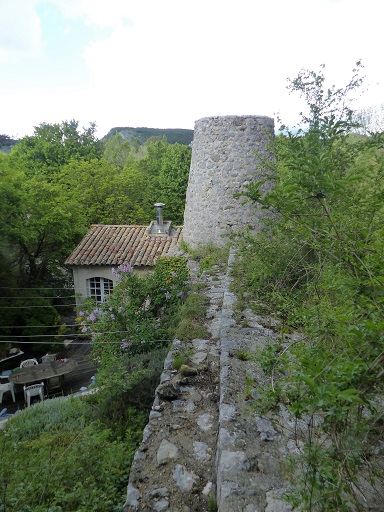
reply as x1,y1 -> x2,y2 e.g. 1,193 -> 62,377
77,257 -> 189,385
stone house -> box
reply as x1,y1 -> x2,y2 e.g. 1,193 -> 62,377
65,204 -> 182,306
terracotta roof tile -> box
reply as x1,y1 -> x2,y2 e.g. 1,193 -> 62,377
65,224 -> 183,267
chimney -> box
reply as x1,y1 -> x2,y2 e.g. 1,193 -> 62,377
154,203 -> 165,233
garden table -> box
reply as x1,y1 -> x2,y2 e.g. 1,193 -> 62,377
9,359 -> 78,387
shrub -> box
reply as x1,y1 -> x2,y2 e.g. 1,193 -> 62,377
235,63 -> 384,509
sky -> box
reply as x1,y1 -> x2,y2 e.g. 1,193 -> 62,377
1,0 -> 383,139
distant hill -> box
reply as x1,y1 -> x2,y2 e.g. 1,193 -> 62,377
103,127 -> 194,146
0,134 -> 18,154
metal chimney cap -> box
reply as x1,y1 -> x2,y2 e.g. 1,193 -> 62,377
154,202 -> 165,208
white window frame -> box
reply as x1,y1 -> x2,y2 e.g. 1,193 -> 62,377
86,277 -> 113,303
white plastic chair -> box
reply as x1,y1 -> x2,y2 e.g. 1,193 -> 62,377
46,375 -> 63,397
20,358 -> 39,368
41,353 -> 57,363
23,382 -> 44,407
0,382 -> 16,404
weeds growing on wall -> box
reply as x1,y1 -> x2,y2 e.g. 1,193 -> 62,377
180,241 -> 229,277
233,62 -> 384,509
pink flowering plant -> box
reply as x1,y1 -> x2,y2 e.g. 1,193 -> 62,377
77,257 -> 189,382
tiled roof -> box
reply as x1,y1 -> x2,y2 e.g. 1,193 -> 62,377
65,224 -> 183,267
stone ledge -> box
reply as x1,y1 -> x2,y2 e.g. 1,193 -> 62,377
123,254 -> 292,511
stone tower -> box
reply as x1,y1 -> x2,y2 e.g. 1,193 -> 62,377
182,115 -> 275,248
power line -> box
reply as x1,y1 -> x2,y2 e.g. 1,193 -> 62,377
0,304 -> 77,309
0,296 -> 75,300
1,330 -> 171,339
0,324 -> 79,329
0,287 -> 75,290
0,338 -> 172,345
2,334 -> 78,338
1,331 -> 128,338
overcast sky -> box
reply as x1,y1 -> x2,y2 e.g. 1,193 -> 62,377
1,0 -> 383,139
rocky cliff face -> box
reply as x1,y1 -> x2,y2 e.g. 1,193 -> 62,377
103,127 -> 194,146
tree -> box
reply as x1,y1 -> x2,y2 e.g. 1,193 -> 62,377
0,161 -> 86,286
9,120 -> 102,177
353,102 -> 384,135
0,155 -> 86,345
103,131 -> 135,170
60,158 -> 157,225
285,61 -> 364,131
157,143 -> 191,224
136,136 -> 169,177
237,63 -> 384,510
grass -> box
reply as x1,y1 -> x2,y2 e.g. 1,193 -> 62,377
172,350 -> 192,370
180,241 -> 230,276
174,292 -> 210,341
207,495 -> 218,512
235,349 -> 253,361
244,373 -> 255,400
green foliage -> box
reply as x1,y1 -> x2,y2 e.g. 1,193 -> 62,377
157,143 -> 191,224
137,136 -> 169,177
87,348 -> 167,436
103,131 -> 136,169
235,63 -> 384,509
0,166 -> 86,285
60,158 -> 156,225
78,257 -> 190,381
151,256 -> 191,300
244,373 -> 255,401
172,349 -> 192,370
0,396 -> 145,511
183,243 -> 229,276
257,341 -> 288,376
235,349 -> 253,361
173,292 -> 210,341
9,120 -> 102,177
207,495 -> 218,512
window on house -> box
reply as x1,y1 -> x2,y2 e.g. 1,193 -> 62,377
86,277 -> 113,303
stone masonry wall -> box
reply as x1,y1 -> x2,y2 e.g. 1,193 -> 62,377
122,114 -> 384,511
122,254 -> 295,512
182,115 -> 275,249
123,252 -> 383,511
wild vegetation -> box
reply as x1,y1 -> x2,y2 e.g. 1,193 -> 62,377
78,257 -> 191,381
232,62 -> 384,509
0,124 -> 191,354
0,256 -> 190,511
1,61 -> 383,510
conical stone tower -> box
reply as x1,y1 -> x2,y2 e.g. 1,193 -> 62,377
182,115 -> 275,248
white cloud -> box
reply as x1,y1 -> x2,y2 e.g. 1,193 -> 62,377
1,0 -> 383,137
51,0 -> 136,28
0,0 -> 42,62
